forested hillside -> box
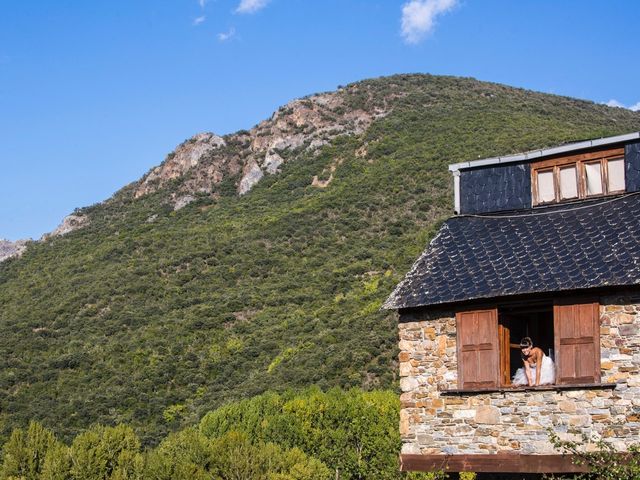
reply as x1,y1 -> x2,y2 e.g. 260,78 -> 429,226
1,74 -> 639,446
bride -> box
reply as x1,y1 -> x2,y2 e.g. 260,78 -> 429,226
512,337 -> 555,386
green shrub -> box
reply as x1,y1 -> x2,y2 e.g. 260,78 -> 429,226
68,424 -> 142,480
143,428 -> 213,480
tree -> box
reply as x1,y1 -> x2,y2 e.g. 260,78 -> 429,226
68,424 -> 143,480
200,387 -> 404,479
0,422 -> 61,480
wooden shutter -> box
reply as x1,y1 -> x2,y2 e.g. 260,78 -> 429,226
499,323 -> 511,387
456,309 -> 499,389
554,299 -> 600,385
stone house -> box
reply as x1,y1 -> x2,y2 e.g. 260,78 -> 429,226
384,132 -> 640,475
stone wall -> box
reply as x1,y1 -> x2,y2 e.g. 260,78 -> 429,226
398,291 -> 640,455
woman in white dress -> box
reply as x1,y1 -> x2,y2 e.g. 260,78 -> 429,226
511,337 -> 555,386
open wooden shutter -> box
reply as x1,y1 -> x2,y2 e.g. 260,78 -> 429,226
554,299 -> 600,385
456,309 -> 498,389
499,323 -> 511,387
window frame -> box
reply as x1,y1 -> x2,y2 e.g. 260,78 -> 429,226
454,298 -> 601,391
531,147 -> 625,206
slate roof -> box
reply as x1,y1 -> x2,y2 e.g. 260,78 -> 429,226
384,193 -> 640,310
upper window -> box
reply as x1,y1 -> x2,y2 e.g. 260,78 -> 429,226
532,147 -> 625,206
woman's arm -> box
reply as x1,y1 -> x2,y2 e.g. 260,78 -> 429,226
534,349 -> 543,386
524,361 -> 533,386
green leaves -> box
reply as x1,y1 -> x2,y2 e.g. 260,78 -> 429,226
0,421 -> 61,480
68,425 -> 142,480
0,422 -> 330,480
199,387 -> 403,479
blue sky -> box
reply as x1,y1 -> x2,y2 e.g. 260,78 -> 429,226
1,0 -> 639,240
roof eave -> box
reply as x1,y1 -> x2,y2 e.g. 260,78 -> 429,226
448,132 -> 640,173
388,281 -> 640,311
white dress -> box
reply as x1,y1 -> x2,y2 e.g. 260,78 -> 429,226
512,354 -> 555,386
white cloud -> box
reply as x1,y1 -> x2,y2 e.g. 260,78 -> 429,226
217,27 -> 236,42
198,0 -> 208,8
605,99 -> 640,112
605,99 -> 625,108
400,0 -> 458,44
236,0 -> 270,14
193,15 -> 206,26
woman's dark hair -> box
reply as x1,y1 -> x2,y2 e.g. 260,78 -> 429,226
519,337 -> 533,349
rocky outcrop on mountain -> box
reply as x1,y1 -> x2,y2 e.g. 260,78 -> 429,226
41,214 -> 90,240
1,215 -> 89,261
135,133 -> 226,199
3,82 -> 393,261
238,160 -> 264,195
0,239 -> 28,262
133,86 -> 390,206
173,195 -> 196,211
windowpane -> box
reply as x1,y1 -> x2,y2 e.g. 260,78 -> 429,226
607,158 -> 625,192
537,170 -> 555,203
585,161 -> 603,195
559,166 -> 578,199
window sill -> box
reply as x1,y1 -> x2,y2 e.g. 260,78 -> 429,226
440,382 -> 617,395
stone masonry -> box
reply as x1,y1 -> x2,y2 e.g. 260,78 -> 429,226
398,291 -> 640,455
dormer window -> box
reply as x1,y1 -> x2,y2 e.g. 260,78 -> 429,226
532,147 -> 625,206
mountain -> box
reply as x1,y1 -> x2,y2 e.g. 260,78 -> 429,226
1,74 -> 639,445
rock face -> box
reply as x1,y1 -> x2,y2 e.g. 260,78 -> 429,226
173,195 -> 196,211
41,214 -> 90,240
263,151 -> 284,175
135,132 -> 226,199
0,239 -> 28,262
132,86 -> 390,207
2,213 -> 90,258
238,160 -> 264,195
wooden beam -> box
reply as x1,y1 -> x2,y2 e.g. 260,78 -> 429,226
400,454 -> 590,473
439,382 -> 616,395
532,147 -> 624,169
